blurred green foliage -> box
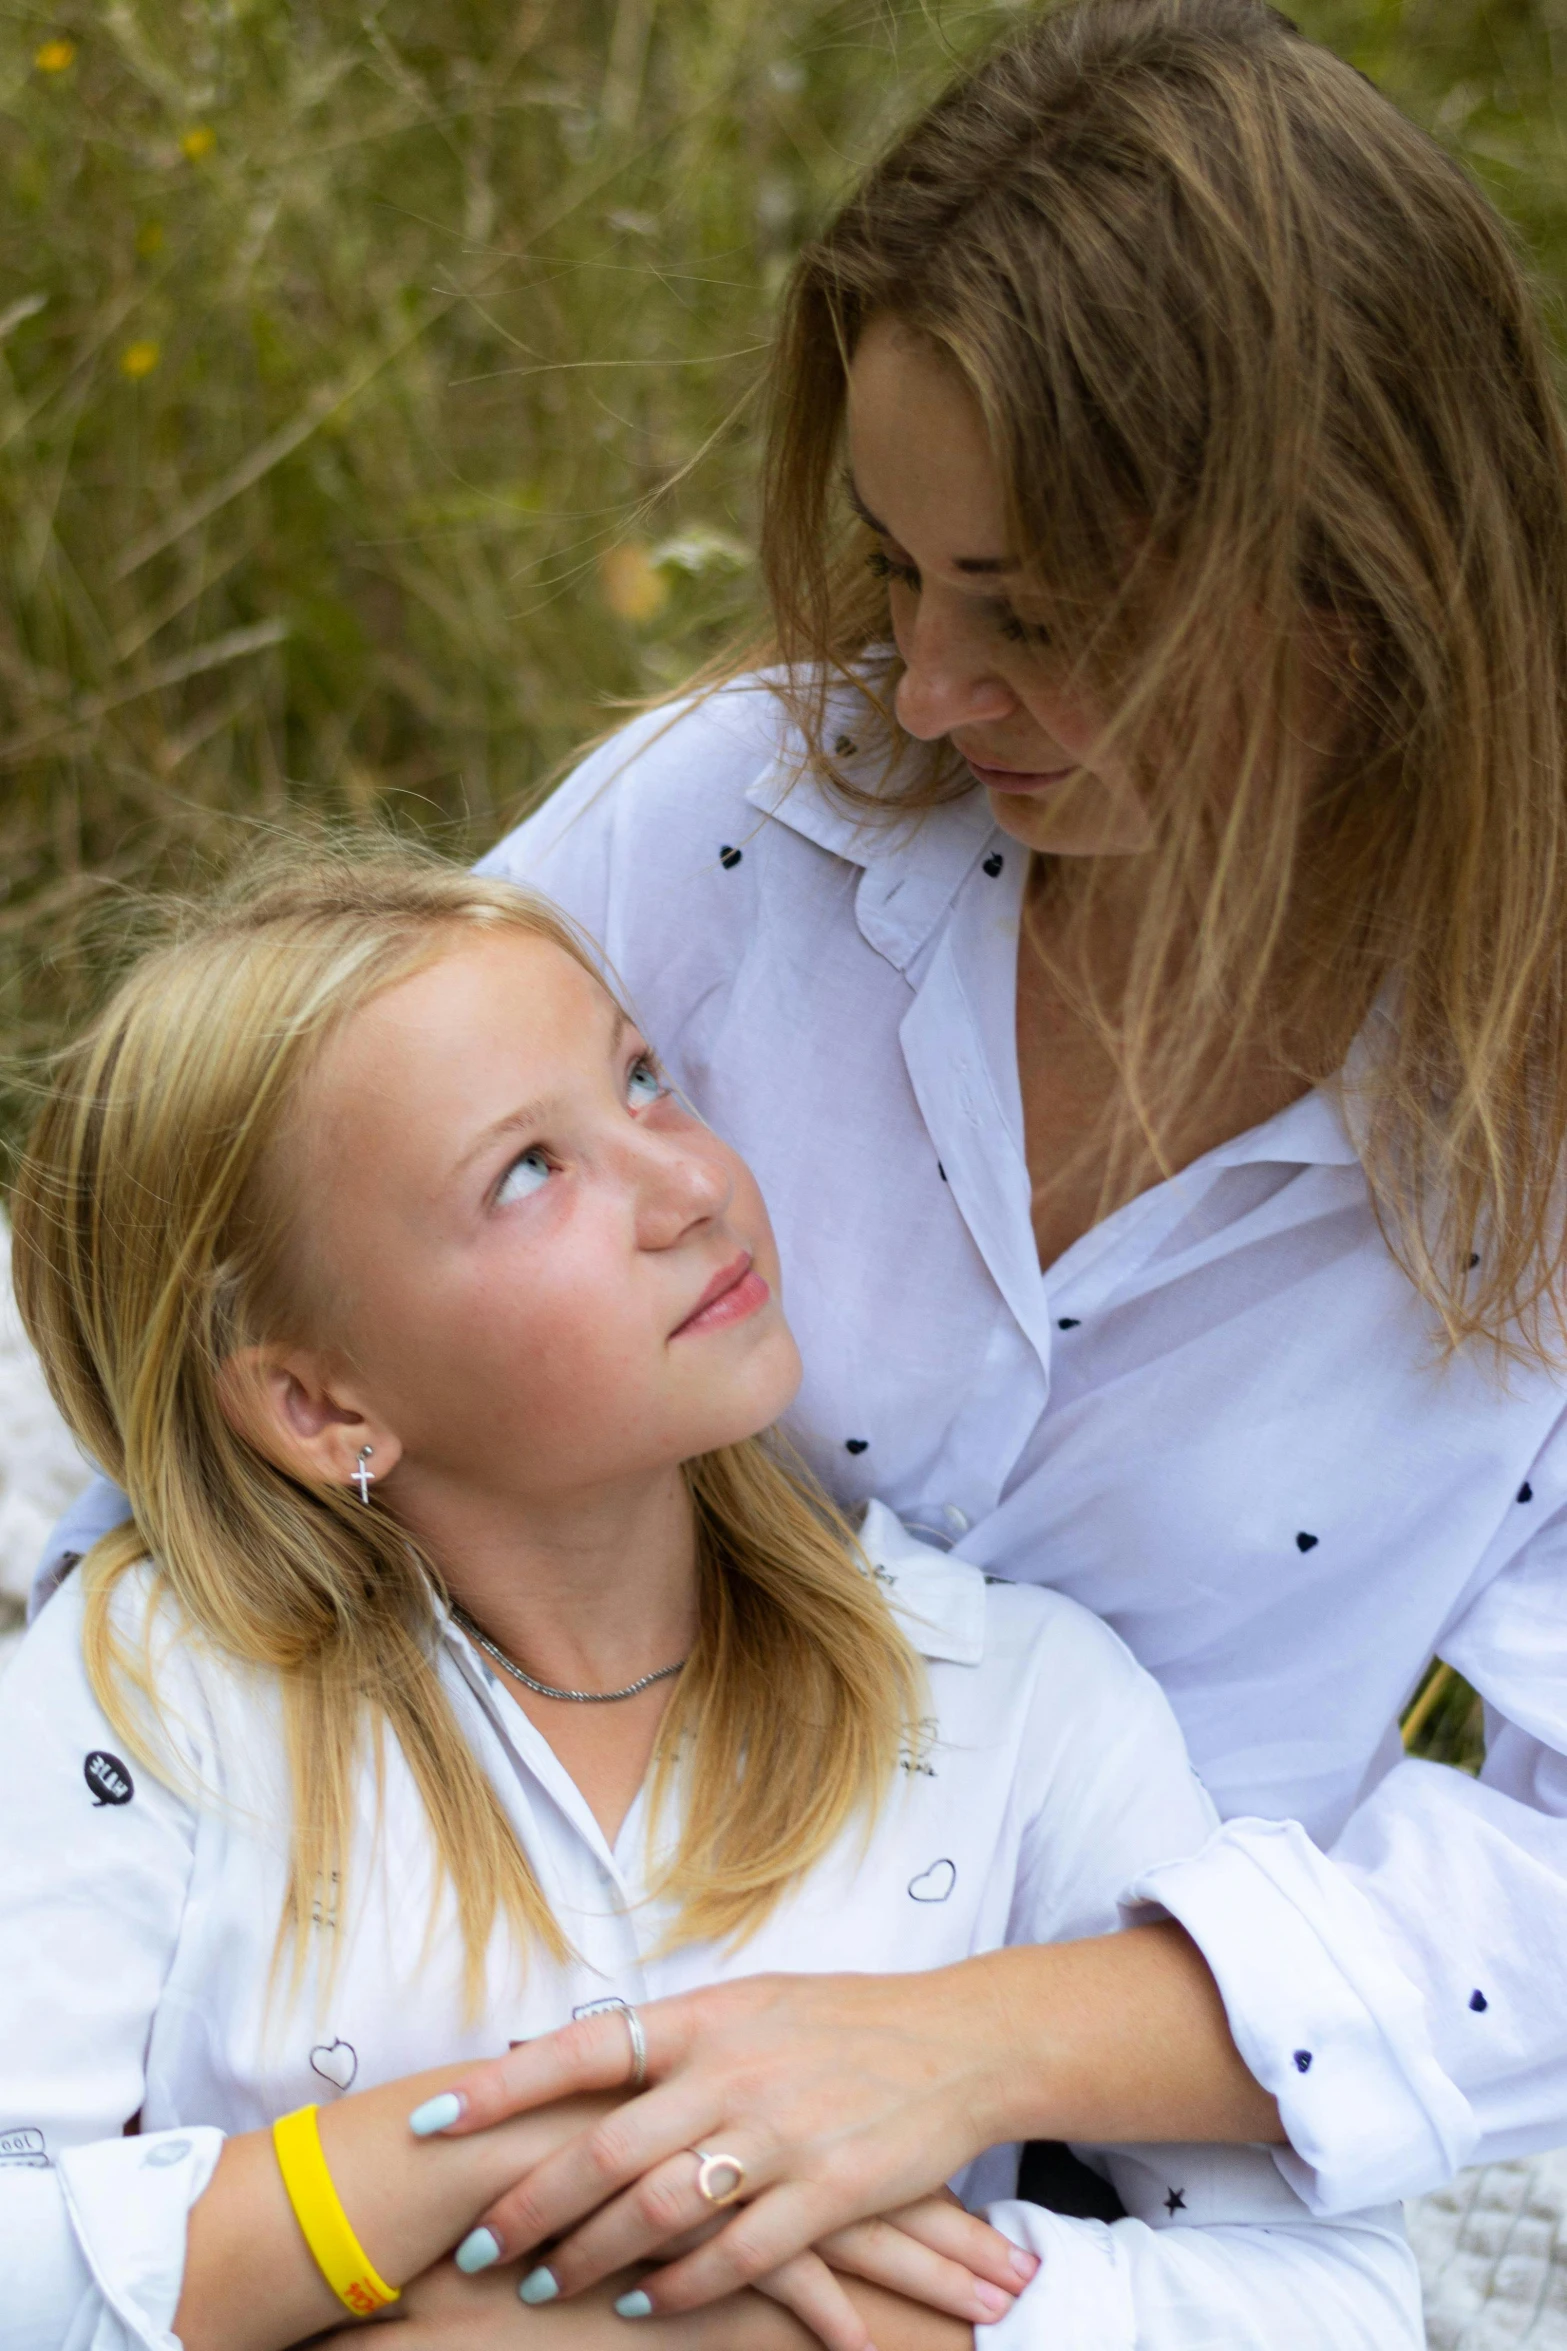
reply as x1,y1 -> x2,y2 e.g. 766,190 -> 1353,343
0,0 -> 1559,1757
4,0 -> 1567,1095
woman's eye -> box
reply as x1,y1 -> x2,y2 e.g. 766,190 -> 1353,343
496,1148 -> 552,1206
867,547 -> 921,591
627,1057 -> 665,1107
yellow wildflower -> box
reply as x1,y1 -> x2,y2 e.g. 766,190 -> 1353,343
598,542 -> 670,625
180,126 -> 215,161
119,340 -> 160,380
34,38 -> 76,72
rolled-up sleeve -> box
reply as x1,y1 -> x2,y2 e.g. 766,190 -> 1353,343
1139,1476 -> 1567,2213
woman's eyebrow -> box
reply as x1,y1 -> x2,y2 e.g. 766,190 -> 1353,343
843,473 -> 1017,576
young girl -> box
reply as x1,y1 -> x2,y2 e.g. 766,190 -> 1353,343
1,851 -> 1415,2350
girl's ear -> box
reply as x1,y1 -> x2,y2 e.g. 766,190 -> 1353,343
215,1345 -> 403,1495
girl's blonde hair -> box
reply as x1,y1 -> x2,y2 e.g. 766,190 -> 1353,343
759,0 -> 1567,1358
10,845 -> 922,2003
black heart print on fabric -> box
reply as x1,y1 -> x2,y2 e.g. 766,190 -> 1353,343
908,1859 -> 956,1902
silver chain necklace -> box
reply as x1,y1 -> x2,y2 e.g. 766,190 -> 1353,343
452,1606 -> 688,1704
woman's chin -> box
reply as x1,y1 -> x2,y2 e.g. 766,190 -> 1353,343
985,782 -> 1152,859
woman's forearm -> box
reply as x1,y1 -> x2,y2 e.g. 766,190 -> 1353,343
174,2068 -> 614,2351
978,1921 -> 1282,2145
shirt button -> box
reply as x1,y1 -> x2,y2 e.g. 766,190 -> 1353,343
942,1504 -> 971,1537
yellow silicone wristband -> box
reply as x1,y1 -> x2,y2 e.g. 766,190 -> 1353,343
272,2103 -> 401,2316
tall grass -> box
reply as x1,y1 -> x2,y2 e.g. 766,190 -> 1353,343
2,0 -> 1558,1758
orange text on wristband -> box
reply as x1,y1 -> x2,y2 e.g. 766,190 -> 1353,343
271,2102 -> 401,2315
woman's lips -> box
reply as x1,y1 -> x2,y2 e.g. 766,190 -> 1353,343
671,1254 -> 770,1338
963,755 -> 1075,797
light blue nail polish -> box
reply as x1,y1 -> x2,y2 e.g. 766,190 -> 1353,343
456,2228 -> 502,2274
409,2092 -> 463,2137
615,2292 -> 654,2320
518,2268 -> 560,2305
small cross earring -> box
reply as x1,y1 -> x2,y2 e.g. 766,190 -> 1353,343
352,1445 -> 375,1504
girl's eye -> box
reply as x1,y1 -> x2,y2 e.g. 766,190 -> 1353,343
867,547 -> 921,591
496,1148 -> 552,1207
627,1056 -> 665,1107
1000,610 -> 1051,647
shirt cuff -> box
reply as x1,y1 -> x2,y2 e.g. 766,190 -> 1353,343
57,2126 -> 224,2350
978,2199 -> 1136,2351
1131,1817 -> 1477,2211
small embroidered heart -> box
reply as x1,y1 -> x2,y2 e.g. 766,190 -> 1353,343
1518,1482 -> 1533,1504
1293,2049 -> 1313,2073
834,735 -> 857,757
845,1438 -> 869,1455
309,2039 -> 358,2093
1470,1989 -> 1489,2013
719,845 -> 742,870
908,1858 -> 957,1903
1295,1532 -> 1318,1552
982,852 -> 1004,876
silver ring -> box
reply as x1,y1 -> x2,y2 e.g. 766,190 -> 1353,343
621,2002 -> 647,2090
693,2149 -> 746,2207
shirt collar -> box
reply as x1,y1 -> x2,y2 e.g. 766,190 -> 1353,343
743,714 -> 1000,975
857,1498 -> 986,1666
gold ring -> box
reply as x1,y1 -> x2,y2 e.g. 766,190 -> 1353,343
693,2149 -> 746,2207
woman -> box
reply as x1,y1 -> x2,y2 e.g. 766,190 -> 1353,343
363,0 -> 1567,2324
0,851 -> 1416,2351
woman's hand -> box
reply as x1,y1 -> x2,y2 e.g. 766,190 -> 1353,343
418,1929 -> 1279,2317
414,1965 -> 1020,2321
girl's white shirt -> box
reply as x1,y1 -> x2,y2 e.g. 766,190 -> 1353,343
0,1507 -> 1417,2351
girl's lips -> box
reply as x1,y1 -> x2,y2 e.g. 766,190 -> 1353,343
963,755 -> 1075,796
671,1255 -> 770,1338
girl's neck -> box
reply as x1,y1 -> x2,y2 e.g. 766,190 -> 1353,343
397,1464 -> 700,1699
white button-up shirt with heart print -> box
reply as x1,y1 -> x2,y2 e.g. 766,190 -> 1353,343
481,676 -> 1567,2215
0,1508 -> 1419,2351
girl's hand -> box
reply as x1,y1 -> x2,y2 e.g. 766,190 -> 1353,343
314,2258 -> 813,2351
416,1967 -> 1021,2321
752,2197 -> 1033,2351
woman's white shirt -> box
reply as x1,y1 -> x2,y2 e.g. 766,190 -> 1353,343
472,677 -> 1567,2212
0,1507 -> 1417,2351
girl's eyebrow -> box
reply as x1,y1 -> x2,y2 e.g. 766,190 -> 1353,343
449,1006 -> 630,1180
842,472 -> 1017,577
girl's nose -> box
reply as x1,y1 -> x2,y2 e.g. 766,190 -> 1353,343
637,1130 -> 732,1248
894,595 -> 1016,741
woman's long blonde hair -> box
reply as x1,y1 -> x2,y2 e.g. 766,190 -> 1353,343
10,846 -> 922,2002
759,0 -> 1567,1358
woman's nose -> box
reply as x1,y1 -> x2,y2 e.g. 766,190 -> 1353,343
894,595 -> 1016,741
